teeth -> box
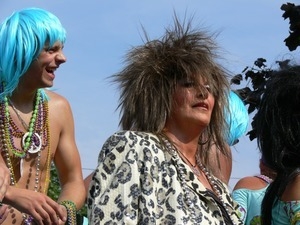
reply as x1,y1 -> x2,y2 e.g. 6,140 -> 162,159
47,68 -> 56,72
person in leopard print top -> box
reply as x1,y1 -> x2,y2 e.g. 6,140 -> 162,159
87,15 -> 243,225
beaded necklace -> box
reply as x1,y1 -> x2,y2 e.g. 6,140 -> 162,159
9,99 -> 28,130
3,90 -> 44,156
162,136 -> 237,225
255,174 -> 273,184
196,154 -> 236,225
0,89 -> 52,225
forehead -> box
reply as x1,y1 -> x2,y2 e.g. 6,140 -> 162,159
44,41 -> 64,48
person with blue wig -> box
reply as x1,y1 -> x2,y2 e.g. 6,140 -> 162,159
203,90 -> 249,184
225,90 -> 249,146
0,8 -> 85,225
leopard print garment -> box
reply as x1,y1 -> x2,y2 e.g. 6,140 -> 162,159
87,131 -> 243,225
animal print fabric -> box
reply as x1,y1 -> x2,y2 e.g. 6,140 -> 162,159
87,131 -> 243,225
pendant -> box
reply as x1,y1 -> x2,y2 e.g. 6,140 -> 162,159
191,166 -> 201,177
22,132 -> 42,154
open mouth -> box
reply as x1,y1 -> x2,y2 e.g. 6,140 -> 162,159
46,67 -> 57,73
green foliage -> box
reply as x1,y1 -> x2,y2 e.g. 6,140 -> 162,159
47,163 -> 61,200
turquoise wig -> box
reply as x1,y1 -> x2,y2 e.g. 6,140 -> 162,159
225,90 -> 249,146
0,7 -> 66,100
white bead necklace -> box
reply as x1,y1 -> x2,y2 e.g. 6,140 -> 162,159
255,174 -> 273,184
195,153 -> 239,225
163,138 -> 201,224
162,136 -> 239,225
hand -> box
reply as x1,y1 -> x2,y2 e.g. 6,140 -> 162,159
57,204 -> 67,225
5,187 -> 67,225
0,204 -> 9,224
0,164 -> 10,201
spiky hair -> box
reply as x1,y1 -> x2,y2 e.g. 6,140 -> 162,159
112,15 -> 229,151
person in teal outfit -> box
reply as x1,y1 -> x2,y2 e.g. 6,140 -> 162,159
255,65 -> 300,225
232,158 -> 276,225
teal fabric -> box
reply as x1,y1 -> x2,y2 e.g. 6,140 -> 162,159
272,200 -> 300,225
83,217 -> 88,225
233,186 -> 300,225
232,186 -> 268,225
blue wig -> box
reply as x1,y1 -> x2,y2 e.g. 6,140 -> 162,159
225,90 -> 249,146
0,7 -> 66,100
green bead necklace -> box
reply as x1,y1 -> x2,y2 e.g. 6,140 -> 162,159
3,90 -> 42,157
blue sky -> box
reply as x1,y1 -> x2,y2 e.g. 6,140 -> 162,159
1,0 -> 297,189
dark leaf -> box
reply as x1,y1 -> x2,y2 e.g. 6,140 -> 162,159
247,129 -> 257,141
230,74 -> 243,85
284,30 -> 300,51
235,87 -> 252,101
247,103 -> 256,114
254,58 -> 267,68
245,70 -> 256,80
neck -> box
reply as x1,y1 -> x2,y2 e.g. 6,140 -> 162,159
9,90 -> 40,113
163,130 -> 199,158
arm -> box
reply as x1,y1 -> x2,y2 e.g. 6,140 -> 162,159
84,172 -> 94,194
231,188 -> 248,223
0,158 -> 9,201
218,144 -> 232,184
0,161 -> 9,224
53,96 -> 86,210
88,131 -> 154,224
207,143 -> 232,185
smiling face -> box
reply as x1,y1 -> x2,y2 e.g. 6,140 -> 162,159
165,77 -> 215,132
21,41 -> 67,89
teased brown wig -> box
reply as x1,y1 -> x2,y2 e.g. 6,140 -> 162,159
112,15 -> 230,157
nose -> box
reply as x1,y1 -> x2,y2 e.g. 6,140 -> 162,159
56,51 -> 67,63
196,85 -> 209,99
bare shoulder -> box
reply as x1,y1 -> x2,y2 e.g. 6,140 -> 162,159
233,176 -> 267,191
45,90 -> 71,109
281,175 -> 300,201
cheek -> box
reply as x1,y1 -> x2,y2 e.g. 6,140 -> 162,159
173,89 -> 186,106
174,95 -> 185,106
208,94 -> 215,110
26,60 -> 41,74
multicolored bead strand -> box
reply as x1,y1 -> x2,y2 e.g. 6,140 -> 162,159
60,200 -> 77,225
0,86 -> 52,224
2,90 -> 44,157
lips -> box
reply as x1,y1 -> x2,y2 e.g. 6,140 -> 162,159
193,102 -> 208,110
46,67 -> 57,73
